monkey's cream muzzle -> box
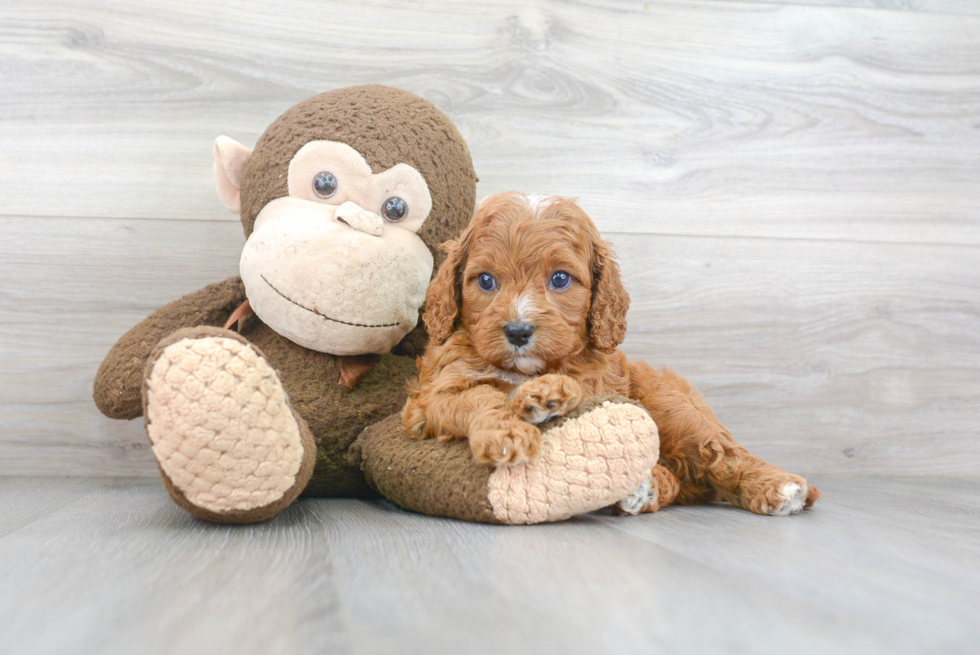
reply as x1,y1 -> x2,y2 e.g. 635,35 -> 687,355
240,196 -> 433,355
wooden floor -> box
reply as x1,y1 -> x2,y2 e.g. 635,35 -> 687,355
0,476 -> 977,655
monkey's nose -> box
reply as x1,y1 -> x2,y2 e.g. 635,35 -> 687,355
334,201 -> 384,236
503,322 -> 535,347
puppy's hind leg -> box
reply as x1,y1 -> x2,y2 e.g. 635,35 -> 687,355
628,361 -> 819,516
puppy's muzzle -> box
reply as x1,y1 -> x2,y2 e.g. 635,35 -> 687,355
504,322 -> 535,347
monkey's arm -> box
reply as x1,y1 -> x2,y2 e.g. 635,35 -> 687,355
94,276 -> 247,420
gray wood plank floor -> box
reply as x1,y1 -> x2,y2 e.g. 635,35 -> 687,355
0,476 -> 977,655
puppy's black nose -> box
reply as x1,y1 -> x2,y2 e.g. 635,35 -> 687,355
503,322 -> 535,347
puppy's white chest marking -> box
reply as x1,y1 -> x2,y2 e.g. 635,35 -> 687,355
512,355 -> 544,375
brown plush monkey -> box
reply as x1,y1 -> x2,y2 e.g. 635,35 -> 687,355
93,86 -> 659,524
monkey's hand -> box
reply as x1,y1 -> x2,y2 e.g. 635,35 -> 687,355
93,277 -> 247,420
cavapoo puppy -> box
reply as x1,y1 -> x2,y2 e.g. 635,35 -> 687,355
403,191 -> 819,515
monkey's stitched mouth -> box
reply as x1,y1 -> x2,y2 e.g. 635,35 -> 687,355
260,275 -> 399,329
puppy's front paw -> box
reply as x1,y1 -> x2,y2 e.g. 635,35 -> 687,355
511,374 -> 584,424
470,411 -> 542,465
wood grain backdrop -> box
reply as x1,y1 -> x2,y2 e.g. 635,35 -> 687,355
1,0 -> 978,477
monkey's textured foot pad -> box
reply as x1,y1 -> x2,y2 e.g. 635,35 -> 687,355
487,398 -> 659,524
143,327 -> 316,523
355,394 -> 659,525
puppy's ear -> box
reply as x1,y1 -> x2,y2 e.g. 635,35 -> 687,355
588,237 -> 630,353
423,237 -> 468,345
424,195 -> 506,345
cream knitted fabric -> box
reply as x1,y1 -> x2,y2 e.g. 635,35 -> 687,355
145,336 -> 304,513
487,401 -> 659,524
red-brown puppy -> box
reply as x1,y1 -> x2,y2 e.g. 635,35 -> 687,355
403,192 -> 819,515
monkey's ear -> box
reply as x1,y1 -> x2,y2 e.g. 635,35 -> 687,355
213,136 -> 253,213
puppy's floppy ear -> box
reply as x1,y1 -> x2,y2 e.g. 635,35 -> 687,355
423,236 -> 468,345
588,237 -> 630,353
424,195 -> 505,345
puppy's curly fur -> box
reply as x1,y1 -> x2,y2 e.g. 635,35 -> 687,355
403,192 -> 819,515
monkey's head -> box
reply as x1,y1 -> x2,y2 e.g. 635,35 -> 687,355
213,85 -> 477,356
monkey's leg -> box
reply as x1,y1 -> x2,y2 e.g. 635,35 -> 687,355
628,361 -> 819,516
353,394 -> 660,524
142,327 -> 316,523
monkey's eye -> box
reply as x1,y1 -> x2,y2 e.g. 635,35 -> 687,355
312,171 -> 338,199
381,196 -> 408,222
550,271 -> 572,290
477,273 -> 497,291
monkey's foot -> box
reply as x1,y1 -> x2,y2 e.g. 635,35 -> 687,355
488,396 -> 659,524
355,394 -> 659,525
143,327 -> 316,523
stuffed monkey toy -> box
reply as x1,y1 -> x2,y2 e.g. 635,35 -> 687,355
93,85 -> 659,524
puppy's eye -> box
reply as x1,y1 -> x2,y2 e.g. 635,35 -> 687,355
312,171 -> 338,199
477,273 -> 497,291
382,196 -> 408,222
550,271 -> 572,290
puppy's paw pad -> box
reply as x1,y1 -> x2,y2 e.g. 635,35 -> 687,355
511,374 -> 583,424
471,420 -> 542,466
770,482 -> 808,516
